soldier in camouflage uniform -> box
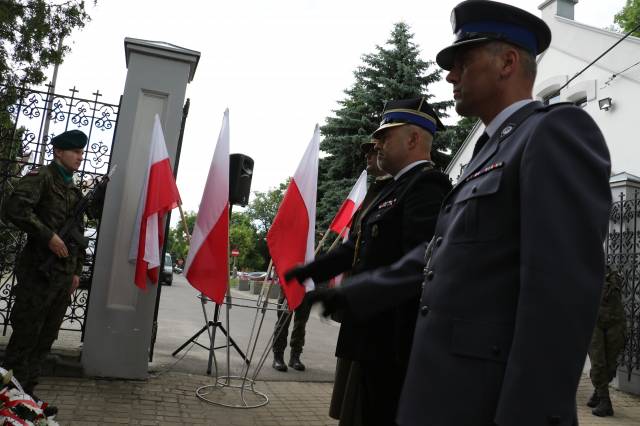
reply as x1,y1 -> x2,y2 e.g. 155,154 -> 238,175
2,130 -> 92,414
587,263 -> 627,417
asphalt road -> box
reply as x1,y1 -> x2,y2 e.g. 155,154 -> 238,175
149,273 -> 340,382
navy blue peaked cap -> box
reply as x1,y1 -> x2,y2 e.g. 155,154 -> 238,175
51,130 -> 88,150
437,0 -> 552,70
372,97 -> 445,138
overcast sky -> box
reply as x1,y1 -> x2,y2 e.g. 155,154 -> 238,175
51,0 -> 626,213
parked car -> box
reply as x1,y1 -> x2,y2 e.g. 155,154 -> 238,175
238,271 -> 267,281
160,253 -> 173,285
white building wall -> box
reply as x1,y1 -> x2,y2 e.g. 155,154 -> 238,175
446,3 -> 640,181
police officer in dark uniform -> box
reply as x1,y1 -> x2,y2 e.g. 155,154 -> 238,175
308,2 -> 612,425
328,139 -> 392,425
3,130 -> 96,415
285,98 -> 452,426
587,263 -> 626,417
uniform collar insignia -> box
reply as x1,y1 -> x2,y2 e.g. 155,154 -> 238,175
500,124 -> 514,138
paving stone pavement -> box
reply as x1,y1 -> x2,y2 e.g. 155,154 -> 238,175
31,371 -> 639,425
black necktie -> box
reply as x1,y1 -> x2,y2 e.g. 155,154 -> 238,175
471,132 -> 489,159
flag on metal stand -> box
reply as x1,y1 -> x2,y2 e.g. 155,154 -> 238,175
129,114 -> 181,289
267,125 -> 320,310
184,109 -> 230,304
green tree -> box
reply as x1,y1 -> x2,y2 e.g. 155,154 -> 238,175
229,212 -> 261,271
435,116 -> 479,161
166,211 -> 196,263
0,0 -> 93,90
615,0 -> 640,36
245,180 -> 288,269
317,22 -> 453,231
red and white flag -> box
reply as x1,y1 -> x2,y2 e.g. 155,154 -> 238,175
328,169 -> 368,234
267,125 -> 320,310
184,109 -> 230,304
129,114 -> 181,289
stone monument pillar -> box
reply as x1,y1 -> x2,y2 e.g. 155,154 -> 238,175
81,38 -> 200,379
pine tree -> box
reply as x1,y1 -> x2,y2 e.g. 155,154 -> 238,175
317,22 -> 453,233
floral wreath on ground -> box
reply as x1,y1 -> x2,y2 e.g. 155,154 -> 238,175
0,369 -> 58,426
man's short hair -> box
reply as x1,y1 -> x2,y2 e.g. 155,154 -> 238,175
485,41 -> 537,81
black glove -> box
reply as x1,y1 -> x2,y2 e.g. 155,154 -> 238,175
284,264 -> 310,284
306,288 -> 347,317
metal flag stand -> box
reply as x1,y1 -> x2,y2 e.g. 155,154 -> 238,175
174,203 -> 294,409
194,261 -> 293,409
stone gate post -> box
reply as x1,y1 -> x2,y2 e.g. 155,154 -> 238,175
81,38 -> 199,378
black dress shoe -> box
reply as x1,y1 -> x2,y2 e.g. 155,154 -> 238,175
587,390 -> 600,408
289,353 -> 306,371
272,352 -> 288,372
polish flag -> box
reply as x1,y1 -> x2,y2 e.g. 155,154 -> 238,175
129,114 -> 181,289
267,125 -> 320,310
328,169 -> 368,234
184,109 -> 230,303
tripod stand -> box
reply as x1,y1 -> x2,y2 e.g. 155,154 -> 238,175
172,293 -> 249,375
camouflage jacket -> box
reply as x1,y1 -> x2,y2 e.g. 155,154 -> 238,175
596,269 -> 626,326
4,163 -> 85,278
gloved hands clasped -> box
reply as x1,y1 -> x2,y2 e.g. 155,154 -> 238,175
284,264 -> 310,284
305,287 -> 347,318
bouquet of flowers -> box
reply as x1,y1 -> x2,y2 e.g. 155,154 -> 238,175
0,369 -> 58,426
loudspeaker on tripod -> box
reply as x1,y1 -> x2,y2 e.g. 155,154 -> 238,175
229,153 -> 254,206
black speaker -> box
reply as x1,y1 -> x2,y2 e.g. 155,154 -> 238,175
229,153 -> 254,206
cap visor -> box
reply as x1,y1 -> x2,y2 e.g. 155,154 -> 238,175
371,122 -> 406,138
436,37 -> 493,70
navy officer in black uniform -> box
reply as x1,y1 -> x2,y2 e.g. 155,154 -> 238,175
308,1 -> 612,425
285,98 -> 452,426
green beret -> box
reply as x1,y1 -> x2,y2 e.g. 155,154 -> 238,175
51,130 -> 88,150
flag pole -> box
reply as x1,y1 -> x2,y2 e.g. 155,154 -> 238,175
327,227 -> 348,252
178,203 -> 192,241
314,228 -> 333,255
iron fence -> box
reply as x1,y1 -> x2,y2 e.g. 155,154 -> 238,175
606,190 -> 640,378
0,84 -> 118,339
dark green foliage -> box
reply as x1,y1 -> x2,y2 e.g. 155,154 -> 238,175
317,22 -> 454,232
229,211 -> 262,271
0,0 -> 92,90
615,0 -> 640,36
435,115 -> 478,162
245,180 -> 288,269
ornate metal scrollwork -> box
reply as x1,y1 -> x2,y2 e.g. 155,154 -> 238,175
0,84 -> 119,340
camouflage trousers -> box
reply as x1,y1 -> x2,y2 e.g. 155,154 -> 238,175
4,267 -> 71,394
588,321 -> 626,395
273,294 -> 311,355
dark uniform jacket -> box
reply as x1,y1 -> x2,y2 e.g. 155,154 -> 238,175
340,102 -> 612,426
5,163 -> 85,279
302,163 -> 452,363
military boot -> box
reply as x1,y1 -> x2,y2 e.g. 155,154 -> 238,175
586,389 -> 600,408
592,395 -> 614,417
289,353 -> 306,371
272,352 -> 287,372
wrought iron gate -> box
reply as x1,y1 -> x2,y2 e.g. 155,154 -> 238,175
606,190 -> 640,378
0,84 -> 119,340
